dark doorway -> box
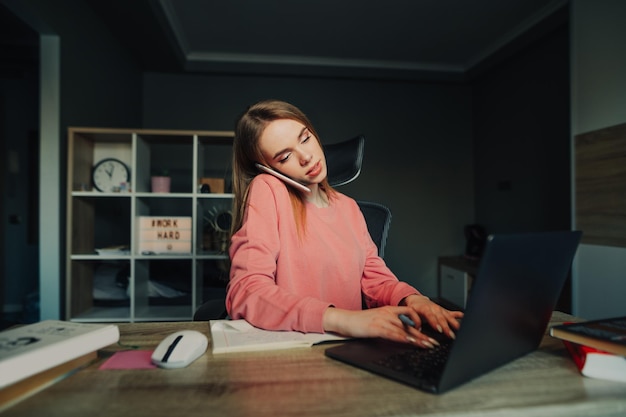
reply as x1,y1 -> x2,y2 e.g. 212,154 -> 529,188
0,3 -> 40,327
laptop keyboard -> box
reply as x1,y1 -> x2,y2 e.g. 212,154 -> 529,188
374,340 -> 453,384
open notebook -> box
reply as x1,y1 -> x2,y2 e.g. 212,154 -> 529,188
325,231 -> 582,394
210,319 -> 346,354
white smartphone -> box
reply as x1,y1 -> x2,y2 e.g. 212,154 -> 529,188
255,163 -> 311,193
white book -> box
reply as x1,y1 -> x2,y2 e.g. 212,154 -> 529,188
0,320 -> 119,388
562,340 -> 626,383
210,319 -> 347,354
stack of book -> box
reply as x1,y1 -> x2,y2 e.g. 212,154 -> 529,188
550,316 -> 626,383
0,320 -> 119,410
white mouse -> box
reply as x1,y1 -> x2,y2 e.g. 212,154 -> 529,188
151,330 -> 208,369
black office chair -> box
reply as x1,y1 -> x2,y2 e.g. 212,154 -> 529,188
356,201 -> 392,258
193,135 -> 388,320
193,294 -> 228,320
324,135 -> 365,187
325,135 -> 391,257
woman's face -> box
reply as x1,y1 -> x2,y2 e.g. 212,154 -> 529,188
258,118 -> 327,186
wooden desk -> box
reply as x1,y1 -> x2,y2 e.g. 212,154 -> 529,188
3,312 -> 626,417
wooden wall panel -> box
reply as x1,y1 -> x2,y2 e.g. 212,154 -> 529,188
575,122 -> 626,247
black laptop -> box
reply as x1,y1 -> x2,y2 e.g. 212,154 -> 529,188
325,231 -> 582,394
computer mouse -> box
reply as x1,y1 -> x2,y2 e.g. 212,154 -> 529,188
151,330 -> 208,369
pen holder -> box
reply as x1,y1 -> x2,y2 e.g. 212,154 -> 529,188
151,176 -> 171,193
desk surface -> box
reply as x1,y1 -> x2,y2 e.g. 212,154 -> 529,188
3,312 -> 626,417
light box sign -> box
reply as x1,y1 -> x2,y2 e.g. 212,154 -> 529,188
138,216 -> 192,254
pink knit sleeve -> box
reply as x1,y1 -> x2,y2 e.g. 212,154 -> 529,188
348,201 -> 420,307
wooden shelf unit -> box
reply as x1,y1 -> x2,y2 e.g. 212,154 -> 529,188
66,127 -> 234,322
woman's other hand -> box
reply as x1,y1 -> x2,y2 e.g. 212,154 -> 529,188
400,294 -> 464,340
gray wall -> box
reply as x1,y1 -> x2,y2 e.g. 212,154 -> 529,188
142,74 -> 474,296
571,0 -> 626,319
0,54 -> 39,319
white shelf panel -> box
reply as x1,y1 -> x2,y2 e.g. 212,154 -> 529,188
134,192 -> 195,198
70,306 -> 131,322
134,305 -> 192,321
71,255 -> 132,260
71,191 -> 132,197
197,193 -> 234,199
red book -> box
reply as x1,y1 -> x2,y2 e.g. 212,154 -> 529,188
563,340 -> 626,383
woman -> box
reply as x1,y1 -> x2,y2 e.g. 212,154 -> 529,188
226,99 -> 462,348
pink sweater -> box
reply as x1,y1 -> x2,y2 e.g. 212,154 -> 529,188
226,174 -> 420,333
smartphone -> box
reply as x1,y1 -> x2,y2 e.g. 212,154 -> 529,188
255,163 -> 311,193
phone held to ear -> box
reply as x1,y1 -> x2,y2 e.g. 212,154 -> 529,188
255,163 -> 311,193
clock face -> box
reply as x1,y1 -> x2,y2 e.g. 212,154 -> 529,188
92,158 -> 130,192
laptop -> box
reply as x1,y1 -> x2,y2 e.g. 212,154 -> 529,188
325,230 -> 582,394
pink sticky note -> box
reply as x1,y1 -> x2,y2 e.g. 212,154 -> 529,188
99,350 -> 157,370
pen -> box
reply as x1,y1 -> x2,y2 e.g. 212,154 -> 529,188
399,314 -> 416,327
399,314 -> 441,348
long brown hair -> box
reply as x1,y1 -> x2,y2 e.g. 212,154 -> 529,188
231,99 -> 334,237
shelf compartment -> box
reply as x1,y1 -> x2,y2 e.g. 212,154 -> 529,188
197,197 -> 232,255
197,135 -> 233,194
136,133 -> 194,194
195,259 -> 229,311
68,128 -> 132,193
69,260 -> 130,320
134,259 -> 192,321
70,196 -> 131,255
135,197 -> 194,255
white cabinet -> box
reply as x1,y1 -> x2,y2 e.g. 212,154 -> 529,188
438,257 -> 478,309
66,127 -> 234,322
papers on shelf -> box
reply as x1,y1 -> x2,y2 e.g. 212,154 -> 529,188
210,319 -> 347,354
95,245 -> 130,256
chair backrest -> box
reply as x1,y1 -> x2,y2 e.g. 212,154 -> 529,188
325,136 -> 392,257
193,297 -> 227,321
356,200 -> 392,258
325,135 -> 365,187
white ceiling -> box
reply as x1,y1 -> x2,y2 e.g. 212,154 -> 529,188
87,0 -> 569,81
